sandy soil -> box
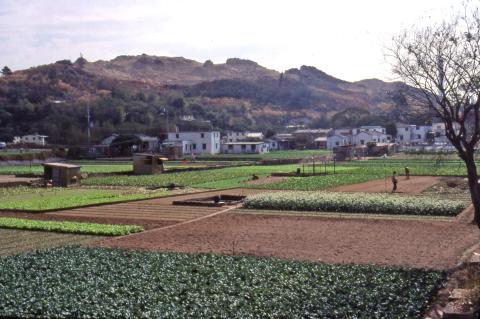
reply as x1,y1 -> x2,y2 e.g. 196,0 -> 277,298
329,176 -> 443,194
100,210 -> 479,270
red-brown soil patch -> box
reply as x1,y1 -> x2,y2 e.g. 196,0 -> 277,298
243,176 -> 286,185
329,176 -> 442,194
0,188 -> 269,230
99,209 -> 479,270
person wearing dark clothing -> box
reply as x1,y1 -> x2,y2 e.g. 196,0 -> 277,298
392,171 -> 398,193
404,166 -> 410,180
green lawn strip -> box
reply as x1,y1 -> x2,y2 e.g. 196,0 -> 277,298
0,164 -> 132,175
244,191 -> 465,216
0,218 -> 143,236
198,149 -> 332,160
0,247 -> 444,318
0,187 -> 169,211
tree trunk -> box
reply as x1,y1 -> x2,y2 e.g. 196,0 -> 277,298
464,157 -> 480,226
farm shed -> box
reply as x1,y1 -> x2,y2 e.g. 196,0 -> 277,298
43,163 -> 81,187
133,153 -> 168,175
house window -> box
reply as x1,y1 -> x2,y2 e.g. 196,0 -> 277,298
202,143 -> 207,150
335,141 -> 339,146
360,140 -> 365,145
417,134 -> 421,139
416,127 -> 419,130
251,145 -> 256,151
215,143 -> 218,149
192,144 -> 196,150
185,145 -> 187,151
241,144 -> 246,150
406,127 -> 409,131
176,134 -> 179,139
228,145 -> 233,150
400,135 -> 403,140
201,133 -> 204,138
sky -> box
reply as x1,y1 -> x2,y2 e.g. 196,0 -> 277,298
0,0 -> 468,82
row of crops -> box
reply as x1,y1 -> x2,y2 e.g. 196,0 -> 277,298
0,187 -> 169,211
0,218 -> 143,236
0,247 -> 444,318
244,191 -> 466,216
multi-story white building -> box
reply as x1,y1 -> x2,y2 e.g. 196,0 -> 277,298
225,131 -> 264,142
396,124 -> 433,145
166,131 -> 220,155
352,131 -> 388,146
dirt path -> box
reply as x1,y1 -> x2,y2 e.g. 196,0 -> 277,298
329,176 -> 442,194
99,209 -> 479,270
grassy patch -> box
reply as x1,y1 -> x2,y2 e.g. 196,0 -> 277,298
0,247 -> 444,318
0,187 -> 169,211
0,218 -> 143,236
244,191 -> 466,216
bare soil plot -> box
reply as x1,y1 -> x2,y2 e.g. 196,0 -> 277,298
0,175 -> 40,187
329,175 -> 442,194
0,229 -> 103,257
100,208 -> 479,270
0,188 -> 269,230
242,176 -> 286,185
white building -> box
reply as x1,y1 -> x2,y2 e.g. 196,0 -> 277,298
352,131 -> 388,146
221,141 -> 270,154
226,131 -> 264,142
166,131 -> 220,155
396,124 -> 433,145
327,134 -> 351,150
352,126 -> 386,135
14,134 -> 48,146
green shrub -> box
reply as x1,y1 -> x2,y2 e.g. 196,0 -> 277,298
0,218 -> 143,236
0,247 -> 444,318
244,191 -> 465,216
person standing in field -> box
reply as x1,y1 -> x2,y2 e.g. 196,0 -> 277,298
404,166 -> 410,180
392,171 -> 398,193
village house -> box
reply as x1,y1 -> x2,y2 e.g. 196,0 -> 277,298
272,133 -> 295,150
292,129 -> 330,149
396,124 -> 433,145
221,141 -> 270,154
225,131 -> 264,142
164,131 -> 221,156
13,134 -> 48,146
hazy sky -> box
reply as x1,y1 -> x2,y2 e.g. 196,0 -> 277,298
0,0 -> 467,81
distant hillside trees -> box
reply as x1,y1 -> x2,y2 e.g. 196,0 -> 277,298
1,66 -> 12,77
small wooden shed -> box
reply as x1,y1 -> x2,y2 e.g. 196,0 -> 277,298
133,153 -> 168,175
43,162 -> 81,187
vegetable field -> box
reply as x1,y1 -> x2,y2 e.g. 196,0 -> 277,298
0,187 -> 170,211
0,218 -> 143,236
244,191 -> 466,216
0,247 -> 444,319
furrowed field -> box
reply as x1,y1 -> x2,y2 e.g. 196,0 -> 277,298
0,247 -> 444,319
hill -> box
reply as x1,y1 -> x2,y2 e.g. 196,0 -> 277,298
0,55 -> 429,145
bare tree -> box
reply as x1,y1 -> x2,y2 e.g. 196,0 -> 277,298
390,5 -> 480,226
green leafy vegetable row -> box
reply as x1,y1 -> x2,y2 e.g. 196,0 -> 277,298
0,218 -> 143,236
244,191 -> 465,216
0,247 -> 443,318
